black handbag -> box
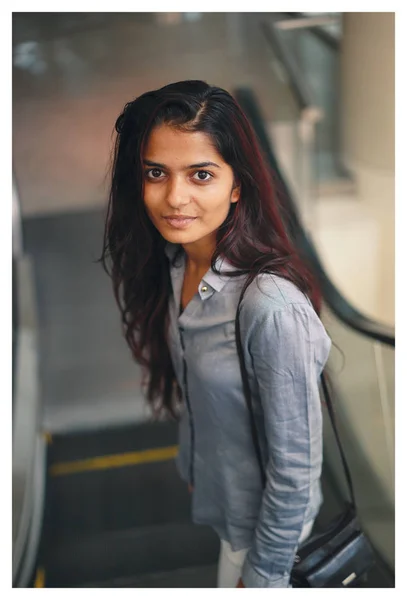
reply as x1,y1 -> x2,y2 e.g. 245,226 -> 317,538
234,289 -> 376,587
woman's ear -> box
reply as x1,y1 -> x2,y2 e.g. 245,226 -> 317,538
231,179 -> 241,204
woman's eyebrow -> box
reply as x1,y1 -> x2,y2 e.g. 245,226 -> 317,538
143,160 -> 221,169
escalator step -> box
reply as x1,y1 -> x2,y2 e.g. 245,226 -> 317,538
47,420 -> 178,463
44,420 -> 188,540
44,521 -> 220,588
45,457 -> 190,539
80,563 -> 218,588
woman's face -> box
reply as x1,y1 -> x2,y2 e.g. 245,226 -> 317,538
142,123 -> 240,258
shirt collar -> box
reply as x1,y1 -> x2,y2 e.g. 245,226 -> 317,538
164,241 -> 240,293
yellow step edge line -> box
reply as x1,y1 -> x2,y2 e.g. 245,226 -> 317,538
34,567 -> 45,587
49,445 -> 179,477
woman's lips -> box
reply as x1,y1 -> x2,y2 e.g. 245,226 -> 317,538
164,217 -> 197,229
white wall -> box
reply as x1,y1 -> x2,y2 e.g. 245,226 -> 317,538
341,12 -> 395,174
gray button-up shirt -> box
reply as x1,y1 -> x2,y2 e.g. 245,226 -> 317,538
164,241 -> 332,587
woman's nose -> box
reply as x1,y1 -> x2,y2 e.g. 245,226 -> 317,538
165,177 -> 189,207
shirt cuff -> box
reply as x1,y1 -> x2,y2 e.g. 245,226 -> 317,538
241,557 -> 291,588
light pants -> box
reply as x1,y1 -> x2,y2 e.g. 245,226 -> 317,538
216,520 -> 315,588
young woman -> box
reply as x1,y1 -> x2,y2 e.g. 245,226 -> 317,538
99,80 -> 331,588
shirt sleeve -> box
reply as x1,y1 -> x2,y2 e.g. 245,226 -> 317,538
240,302 -> 331,588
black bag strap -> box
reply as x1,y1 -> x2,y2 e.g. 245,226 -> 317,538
234,289 -> 357,509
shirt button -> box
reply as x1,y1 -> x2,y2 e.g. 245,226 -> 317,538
201,285 -> 208,292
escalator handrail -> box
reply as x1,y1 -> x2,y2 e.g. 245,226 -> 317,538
234,86 -> 395,348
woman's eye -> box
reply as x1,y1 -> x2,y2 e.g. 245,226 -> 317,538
193,170 -> 212,182
146,168 -> 164,179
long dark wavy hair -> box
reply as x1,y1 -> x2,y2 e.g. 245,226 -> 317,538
98,80 -> 321,421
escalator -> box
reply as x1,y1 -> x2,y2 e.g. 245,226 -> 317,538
13,87 -> 394,587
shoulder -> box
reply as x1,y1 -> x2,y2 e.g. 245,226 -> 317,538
239,273 -> 330,354
240,272 -> 311,316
